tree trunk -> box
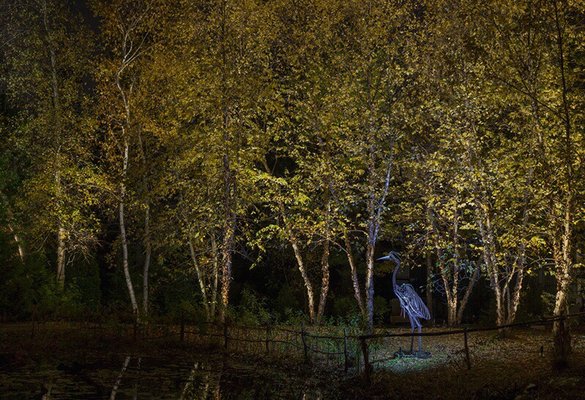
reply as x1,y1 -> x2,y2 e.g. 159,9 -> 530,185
189,240 -> 210,319
7,223 -> 25,263
119,139 -> 140,320
344,231 -> 366,319
316,238 -> 330,324
456,266 -> 480,325
364,151 -> 393,332
551,0 -> 574,367
475,202 -> 505,327
42,0 -> 67,289
219,221 -> 234,324
210,234 -> 220,319
56,225 -> 66,289
1,196 -> 25,263
364,241 -> 375,332
425,252 -> 433,322
552,194 -> 573,365
291,238 -> 316,323
142,205 -> 151,317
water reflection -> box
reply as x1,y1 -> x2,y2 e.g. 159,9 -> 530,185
1,354 -> 330,399
110,356 -> 130,399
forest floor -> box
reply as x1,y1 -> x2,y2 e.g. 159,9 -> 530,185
0,322 -> 584,399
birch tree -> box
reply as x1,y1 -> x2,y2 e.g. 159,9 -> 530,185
1,0 -> 99,288
94,0 -> 161,321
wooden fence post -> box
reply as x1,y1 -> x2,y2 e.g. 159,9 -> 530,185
223,322 -> 229,350
360,336 -> 371,383
463,327 -> 471,370
265,325 -> 271,354
301,323 -> 309,364
343,328 -> 349,373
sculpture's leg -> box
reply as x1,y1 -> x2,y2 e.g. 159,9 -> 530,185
408,315 -> 415,353
417,322 -> 422,353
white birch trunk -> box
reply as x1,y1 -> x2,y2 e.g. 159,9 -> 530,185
119,138 -> 140,320
189,240 -> 210,319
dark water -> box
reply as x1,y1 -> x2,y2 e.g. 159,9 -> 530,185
0,353 -> 335,399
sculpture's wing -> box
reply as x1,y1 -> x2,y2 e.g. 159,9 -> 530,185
396,283 -> 431,320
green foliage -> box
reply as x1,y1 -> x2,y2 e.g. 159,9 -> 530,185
237,287 -> 273,326
373,296 -> 390,325
0,0 -> 583,328
0,241 -> 88,320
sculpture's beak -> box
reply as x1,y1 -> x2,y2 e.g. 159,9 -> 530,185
377,252 -> 400,263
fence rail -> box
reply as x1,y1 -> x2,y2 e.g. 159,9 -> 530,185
6,311 -> 585,382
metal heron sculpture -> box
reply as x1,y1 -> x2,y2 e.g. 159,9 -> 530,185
377,251 -> 431,356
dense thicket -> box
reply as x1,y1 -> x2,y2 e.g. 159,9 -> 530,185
0,0 -> 583,356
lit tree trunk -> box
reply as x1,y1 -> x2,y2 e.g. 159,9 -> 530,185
219,220 -> 234,324
138,130 -> 151,318
344,231 -> 366,318
189,240 -> 211,319
7,223 -> 25,263
316,227 -> 330,324
142,205 -> 151,317
56,223 -> 66,288
364,143 -> 393,332
428,203 -> 477,327
425,252 -> 433,322
552,193 -> 573,365
1,196 -> 25,262
217,0 -> 237,324
119,138 -> 140,320
475,201 -> 505,327
112,10 -> 147,322
551,0 -> 575,366
42,0 -> 67,289
364,235 -> 376,332
450,203 -> 460,324
290,237 -> 316,323
456,267 -> 480,325
210,234 -> 220,319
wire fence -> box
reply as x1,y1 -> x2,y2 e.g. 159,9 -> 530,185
9,311 -> 585,381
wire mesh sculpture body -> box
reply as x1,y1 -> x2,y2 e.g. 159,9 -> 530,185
378,251 -> 431,356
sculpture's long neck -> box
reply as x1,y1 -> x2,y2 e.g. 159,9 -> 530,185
392,261 -> 400,288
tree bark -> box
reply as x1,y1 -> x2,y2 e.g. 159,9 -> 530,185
291,237 -> 316,323
119,138 -> 140,320
142,205 -> 151,317
344,231 -> 366,318
210,234 -> 220,319
189,240 -> 210,319
425,251 -> 433,321
114,16 -> 144,322
457,266 -> 480,325
364,148 -> 393,332
316,235 -> 330,324
219,221 -> 234,324
551,0 -> 575,366
7,223 -> 25,263
56,225 -> 66,289
364,241 -> 376,332
0,196 -> 25,263
42,0 -> 67,289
